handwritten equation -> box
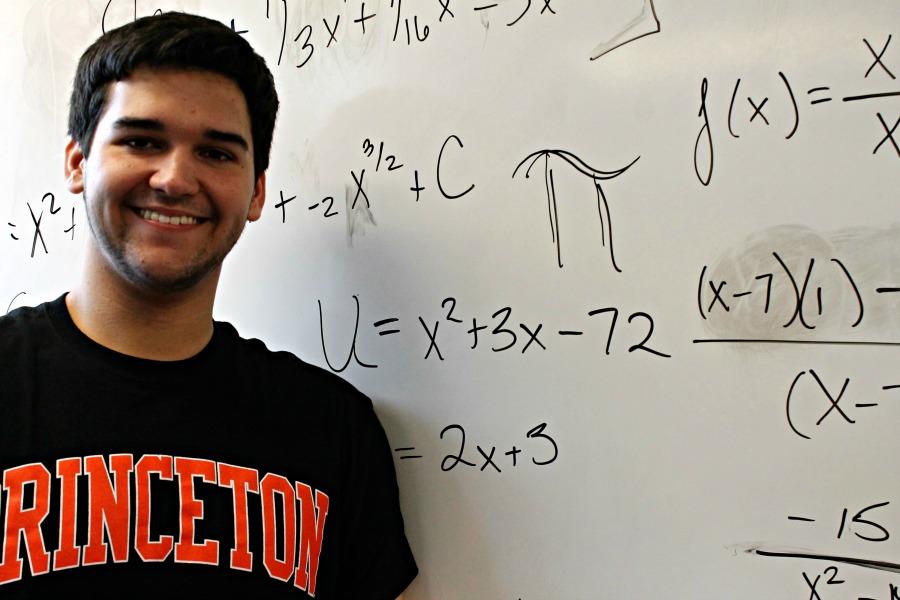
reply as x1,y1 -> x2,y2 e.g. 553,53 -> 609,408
747,496 -> 900,597
694,34 -> 899,185
96,0 -> 670,81
788,500 -> 892,543
393,422 -> 559,475
276,134 -> 640,272
317,295 -> 671,372
6,192 -> 76,258
100,0 -> 563,69
693,252 -> 900,345
784,370 -> 899,440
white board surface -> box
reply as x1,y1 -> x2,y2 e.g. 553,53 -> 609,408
2,1 -> 899,598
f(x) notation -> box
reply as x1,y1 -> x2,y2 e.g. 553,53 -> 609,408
512,150 -> 639,271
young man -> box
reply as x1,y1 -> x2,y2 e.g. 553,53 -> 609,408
0,12 -> 416,598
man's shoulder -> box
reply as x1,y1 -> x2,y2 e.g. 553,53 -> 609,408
0,299 -> 54,346
215,320 -> 373,411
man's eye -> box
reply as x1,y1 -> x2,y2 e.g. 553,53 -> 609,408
201,148 -> 234,162
122,137 -> 158,150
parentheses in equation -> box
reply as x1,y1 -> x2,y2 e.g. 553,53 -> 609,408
830,258 -> 864,328
779,71 -> 799,140
786,370 -> 812,440
266,0 -> 289,66
697,265 -> 708,320
772,252 -> 815,330
727,78 -> 741,138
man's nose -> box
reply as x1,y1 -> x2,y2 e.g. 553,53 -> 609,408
148,148 -> 200,197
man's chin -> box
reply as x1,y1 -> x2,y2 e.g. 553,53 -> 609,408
117,258 -> 221,295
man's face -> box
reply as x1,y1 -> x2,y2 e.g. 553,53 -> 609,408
65,66 -> 266,293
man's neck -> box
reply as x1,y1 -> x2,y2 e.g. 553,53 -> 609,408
66,254 -> 220,362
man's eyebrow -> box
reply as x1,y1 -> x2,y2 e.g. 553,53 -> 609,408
112,117 -> 164,131
204,129 -> 249,151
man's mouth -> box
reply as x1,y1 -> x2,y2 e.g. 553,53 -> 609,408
135,208 -> 206,226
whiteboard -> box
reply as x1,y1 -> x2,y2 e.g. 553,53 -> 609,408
2,1 -> 899,598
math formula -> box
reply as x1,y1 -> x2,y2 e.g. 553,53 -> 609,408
693,34 -> 898,186
394,422 -> 559,475
317,294 -> 671,372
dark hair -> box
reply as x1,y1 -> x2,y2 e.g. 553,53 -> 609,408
68,12 -> 279,179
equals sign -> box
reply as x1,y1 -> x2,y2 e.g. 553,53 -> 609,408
807,86 -> 832,105
394,447 -> 423,460
374,318 -> 401,336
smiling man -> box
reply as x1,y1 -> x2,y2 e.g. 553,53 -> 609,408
0,12 -> 416,599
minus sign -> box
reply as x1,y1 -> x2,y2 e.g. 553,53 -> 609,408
787,516 -> 815,522
855,403 -> 878,408
877,288 -> 900,293
473,3 -> 499,10
732,291 -> 752,298
883,385 -> 900,390
558,330 -> 583,336
307,203 -> 320,210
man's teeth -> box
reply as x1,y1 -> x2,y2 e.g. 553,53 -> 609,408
139,209 -> 199,225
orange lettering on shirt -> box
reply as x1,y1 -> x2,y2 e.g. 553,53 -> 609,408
218,462 -> 259,572
261,473 -> 296,582
134,455 -> 174,562
83,454 -> 134,565
173,457 -> 219,565
52,457 -> 82,571
0,463 -> 52,583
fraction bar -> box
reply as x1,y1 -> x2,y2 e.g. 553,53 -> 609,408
751,547 -> 900,574
842,91 -> 900,102
693,338 -> 900,347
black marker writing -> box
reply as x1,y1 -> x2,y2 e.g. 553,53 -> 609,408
317,295 -> 378,372
513,149 -> 638,271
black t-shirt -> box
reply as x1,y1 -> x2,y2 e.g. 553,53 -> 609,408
0,294 -> 417,598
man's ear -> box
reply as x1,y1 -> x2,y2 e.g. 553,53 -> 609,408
64,137 -> 86,194
247,171 -> 266,222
